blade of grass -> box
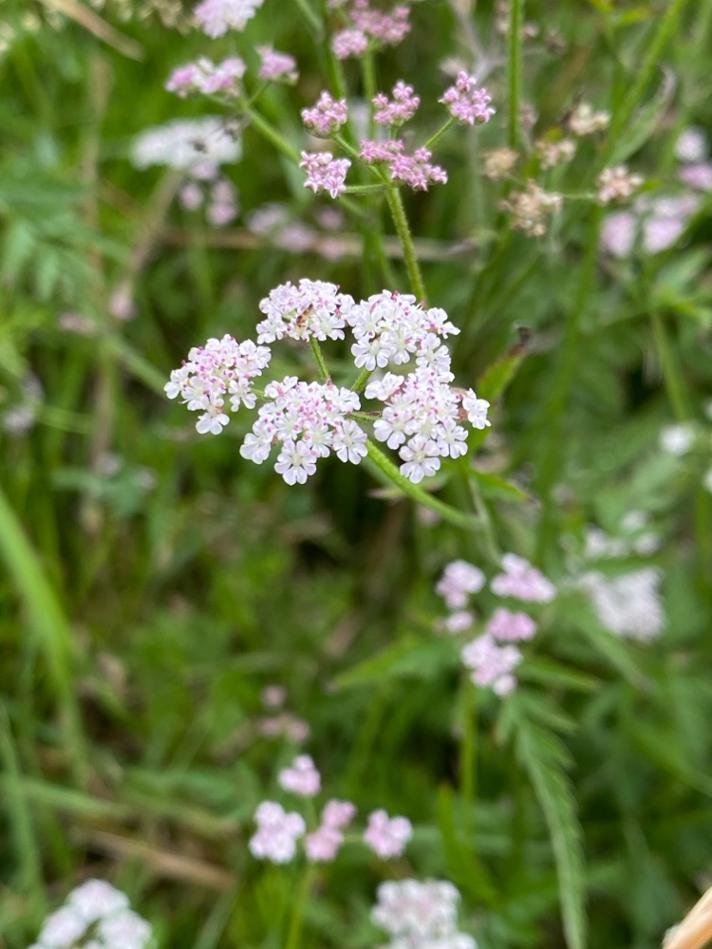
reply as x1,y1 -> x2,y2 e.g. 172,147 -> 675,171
0,487 -> 88,783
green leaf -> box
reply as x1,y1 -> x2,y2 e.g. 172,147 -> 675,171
476,345 -> 526,403
472,469 -> 530,503
519,658 -> 600,693
504,699 -> 587,949
331,635 -> 457,690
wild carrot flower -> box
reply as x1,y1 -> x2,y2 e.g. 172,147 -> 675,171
597,165 -> 643,204
249,801 -> 306,862
389,146 -> 448,190
363,808 -> 412,858
483,146 -> 518,179
486,607 -> 537,642
536,137 -> 575,169
302,91 -> 349,137
439,610 -> 475,634
568,101 -> 610,136
332,27 -> 369,59
256,278 -> 354,344
675,127 -> 707,163
352,0 -> 411,45
131,117 -> 241,172
194,0 -> 264,36
600,210 -> 637,258
165,56 -> 245,96
304,799 -> 356,862
678,162 -> 712,191
300,151 -> 351,198
372,879 -> 475,948
440,71 -> 495,125
491,553 -> 556,603
579,568 -> 664,641
278,754 -> 321,796
165,335 -> 271,434
241,380 -> 367,483
373,80 -> 420,126
360,138 -> 405,163
257,46 -> 298,82
32,880 -> 151,949
436,560 -> 485,609
501,181 -> 562,236
462,633 -> 522,695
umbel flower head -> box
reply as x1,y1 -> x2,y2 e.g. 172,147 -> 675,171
30,879 -> 152,949
166,281 -> 492,487
248,754 -> 411,865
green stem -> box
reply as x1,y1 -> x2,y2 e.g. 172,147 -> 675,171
243,104 -> 300,163
365,440 -> 478,530
385,186 -> 427,301
309,338 -> 330,382
507,0 -> 524,149
425,117 -> 456,151
459,676 -> 477,810
285,866 -> 315,949
295,0 -> 323,35
352,367 -> 372,393
650,311 -> 691,420
361,50 -> 377,137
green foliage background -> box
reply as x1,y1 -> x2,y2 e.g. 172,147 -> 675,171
1,0 -> 711,946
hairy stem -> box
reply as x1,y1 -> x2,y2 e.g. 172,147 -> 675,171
385,186 -> 427,301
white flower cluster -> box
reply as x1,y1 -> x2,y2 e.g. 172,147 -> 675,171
580,567 -> 664,642
131,117 -> 241,172
372,879 -> 476,949
167,281 -> 492,486
165,334 -> 271,435
30,879 -> 152,949
256,278 -> 353,343
240,378 -> 367,483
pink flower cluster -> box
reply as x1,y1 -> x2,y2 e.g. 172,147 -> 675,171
462,634 -> 522,695
373,81 -> 420,126
300,151 -> 352,198
249,755 -> 411,864
257,46 -> 298,83
180,176 -> 238,227
359,137 -> 448,190
372,879 -> 475,947
256,278 -> 353,343
168,282 -> 493,486
278,754 -> 321,796
249,801 -> 306,862
436,560 -> 485,609
241,378 -> 366,483
305,799 -> 356,862
164,335 -> 271,435
194,0 -> 264,36
433,557 -> 553,695
363,808 -> 413,858
166,56 -> 245,97
491,553 -> 556,603
440,71 -> 495,126
302,91 -> 349,137
485,607 -> 537,642
332,1 -> 411,59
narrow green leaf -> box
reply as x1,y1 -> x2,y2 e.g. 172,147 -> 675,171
505,700 -> 587,949
0,487 -> 88,783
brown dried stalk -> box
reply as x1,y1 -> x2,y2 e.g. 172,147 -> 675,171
664,886 -> 712,949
